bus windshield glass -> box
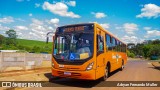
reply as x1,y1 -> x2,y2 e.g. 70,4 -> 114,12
53,25 -> 94,61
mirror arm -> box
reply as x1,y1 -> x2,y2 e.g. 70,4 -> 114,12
46,31 -> 54,44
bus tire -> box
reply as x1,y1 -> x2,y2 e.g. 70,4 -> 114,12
101,64 -> 109,81
120,60 -> 124,71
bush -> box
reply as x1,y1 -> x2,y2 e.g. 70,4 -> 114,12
129,53 -> 135,58
127,50 -> 135,58
31,46 -> 41,53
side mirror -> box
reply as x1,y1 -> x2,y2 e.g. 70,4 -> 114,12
46,36 -> 49,44
46,31 -> 54,44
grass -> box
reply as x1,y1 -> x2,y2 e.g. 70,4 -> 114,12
17,39 -> 52,48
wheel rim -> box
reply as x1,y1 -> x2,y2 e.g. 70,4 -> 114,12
105,67 -> 108,78
122,63 -> 124,69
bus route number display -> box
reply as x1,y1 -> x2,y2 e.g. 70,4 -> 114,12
64,26 -> 84,32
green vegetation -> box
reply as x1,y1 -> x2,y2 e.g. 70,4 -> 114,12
0,29 -> 52,53
128,40 -> 160,60
127,50 -> 135,58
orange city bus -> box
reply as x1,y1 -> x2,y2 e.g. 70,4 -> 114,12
51,23 -> 127,81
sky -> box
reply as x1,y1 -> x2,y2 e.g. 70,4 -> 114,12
0,0 -> 160,43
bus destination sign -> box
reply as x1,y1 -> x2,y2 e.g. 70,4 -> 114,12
64,26 -> 84,32
56,24 -> 94,33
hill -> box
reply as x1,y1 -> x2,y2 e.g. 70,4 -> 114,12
0,38 -> 53,53
17,39 -> 52,48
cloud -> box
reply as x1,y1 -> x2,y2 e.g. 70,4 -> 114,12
66,1 -> 76,7
100,23 -> 110,29
121,35 -> 144,44
136,4 -> 160,18
26,18 -> 57,41
0,16 -> 14,23
16,18 -> 25,22
0,17 -> 57,41
49,18 -> 59,24
42,2 -> 80,18
47,18 -> 59,27
123,23 -> 138,34
92,12 -> 106,18
0,24 -> 10,36
0,24 -> 10,31
29,13 -> 32,16
115,26 -> 122,30
143,27 -> 151,30
14,26 -> 28,30
145,29 -> 160,38
31,18 -> 43,25
35,3 -> 40,8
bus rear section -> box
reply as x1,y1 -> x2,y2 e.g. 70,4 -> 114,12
51,23 -> 127,80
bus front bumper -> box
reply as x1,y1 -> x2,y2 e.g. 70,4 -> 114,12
52,68 -> 96,80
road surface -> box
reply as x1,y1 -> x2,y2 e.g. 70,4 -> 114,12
28,60 -> 160,90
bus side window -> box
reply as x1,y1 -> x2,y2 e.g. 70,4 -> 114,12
119,42 -> 122,52
97,35 -> 104,52
123,44 -> 126,52
121,44 -> 126,52
112,38 -> 116,51
106,34 -> 112,51
116,40 -> 120,52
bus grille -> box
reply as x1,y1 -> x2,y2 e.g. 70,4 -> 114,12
58,67 -> 80,71
57,71 -> 81,77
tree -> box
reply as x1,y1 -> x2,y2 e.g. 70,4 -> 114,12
6,29 -> 17,39
149,45 -> 160,56
0,34 -> 5,45
143,45 -> 151,59
127,43 -> 135,49
127,50 -> 135,58
5,29 -> 17,46
152,39 -> 160,44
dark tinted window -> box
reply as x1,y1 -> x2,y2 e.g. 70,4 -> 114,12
112,38 -> 116,51
106,34 -> 112,50
121,44 -> 126,52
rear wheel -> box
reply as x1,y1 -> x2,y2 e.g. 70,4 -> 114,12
120,60 -> 124,71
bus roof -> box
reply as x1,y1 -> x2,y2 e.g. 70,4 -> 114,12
57,23 -> 94,28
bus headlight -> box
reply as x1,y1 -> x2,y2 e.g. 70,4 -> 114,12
86,62 -> 94,71
52,62 -> 54,68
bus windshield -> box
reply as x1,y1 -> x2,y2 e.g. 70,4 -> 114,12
53,33 -> 93,61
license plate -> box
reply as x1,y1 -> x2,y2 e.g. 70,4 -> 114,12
64,72 -> 71,75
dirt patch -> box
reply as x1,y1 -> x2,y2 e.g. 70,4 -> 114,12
0,68 -> 51,78
2,60 -> 51,72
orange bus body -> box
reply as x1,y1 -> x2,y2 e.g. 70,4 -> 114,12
51,23 -> 127,80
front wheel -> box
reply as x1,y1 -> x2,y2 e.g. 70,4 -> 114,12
101,66 -> 109,81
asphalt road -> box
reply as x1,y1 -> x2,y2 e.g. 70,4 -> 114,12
27,60 -> 160,90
